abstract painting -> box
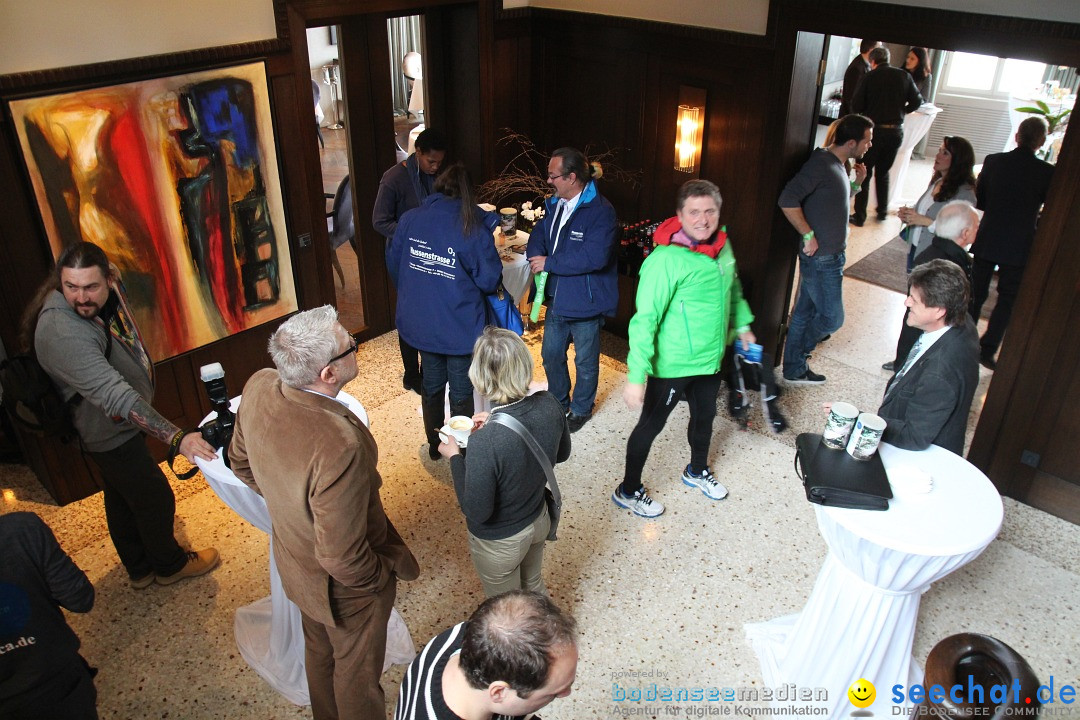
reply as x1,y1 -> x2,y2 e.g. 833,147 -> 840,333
10,62 -> 296,360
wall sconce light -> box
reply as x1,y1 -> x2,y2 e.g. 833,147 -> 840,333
674,86 -> 706,176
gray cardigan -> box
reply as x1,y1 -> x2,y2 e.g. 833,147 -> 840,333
35,290 -> 152,452
449,392 -> 571,540
909,181 -> 976,255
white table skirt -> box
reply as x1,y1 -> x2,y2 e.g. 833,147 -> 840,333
745,442 -> 1002,718
869,104 -> 941,211
198,393 -> 415,706
496,228 -> 532,303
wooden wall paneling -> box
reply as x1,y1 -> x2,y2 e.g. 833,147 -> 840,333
0,113 -> 54,353
338,12 -> 397,341
425,5 -> 484,178
534,20 -> 648,218
286,0 -> 463,27
15,434 -> 103,505
280,6 -> 332,313
968,113 -> 1080,518
272,71 -> 326,311
759,28 -> 827,355
485,8 -> 534,187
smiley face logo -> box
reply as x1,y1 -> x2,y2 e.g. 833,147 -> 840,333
848,679 -> 876,708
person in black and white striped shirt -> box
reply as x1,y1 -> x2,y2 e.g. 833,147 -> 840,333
394,591 -> 577,720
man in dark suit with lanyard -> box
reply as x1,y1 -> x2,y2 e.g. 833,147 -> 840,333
850,46 -> 923,226
878,259 -> 979,455
969,116 -> 1055,370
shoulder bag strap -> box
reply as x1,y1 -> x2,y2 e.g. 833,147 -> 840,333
485,412 -> 560,507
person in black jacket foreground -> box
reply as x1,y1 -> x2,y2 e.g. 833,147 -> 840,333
0,512 -> 97,720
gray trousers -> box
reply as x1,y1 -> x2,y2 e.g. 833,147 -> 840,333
467,507 -> 550,597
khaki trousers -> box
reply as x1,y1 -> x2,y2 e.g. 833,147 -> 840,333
467,506 -> 550,597
300,578 -> 396,720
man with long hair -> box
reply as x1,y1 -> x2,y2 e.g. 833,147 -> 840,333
27,241 -> 219,589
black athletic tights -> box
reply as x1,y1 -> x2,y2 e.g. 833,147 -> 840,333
621,372 -> 723,495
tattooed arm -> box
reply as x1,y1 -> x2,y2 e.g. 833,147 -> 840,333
128,398 -> 217,462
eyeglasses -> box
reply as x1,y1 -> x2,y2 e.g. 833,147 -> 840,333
325,341 -> 358,368
546,173 -> 569,181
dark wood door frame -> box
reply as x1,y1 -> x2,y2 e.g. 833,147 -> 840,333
284,0 -> 482,343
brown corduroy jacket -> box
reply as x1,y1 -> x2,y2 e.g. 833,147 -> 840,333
230,369 -> 419,625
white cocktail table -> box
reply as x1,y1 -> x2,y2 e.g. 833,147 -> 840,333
745,442 -> 1003,717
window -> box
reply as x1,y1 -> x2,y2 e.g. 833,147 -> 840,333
942,52 -> 1047,98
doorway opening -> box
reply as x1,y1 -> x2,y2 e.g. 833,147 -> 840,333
785,30 -> 1076,455
308,24 -> 365,333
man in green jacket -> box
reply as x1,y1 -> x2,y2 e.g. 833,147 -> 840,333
613,180 -> 755,518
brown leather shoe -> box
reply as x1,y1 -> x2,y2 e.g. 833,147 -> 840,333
155,548 -> 220,586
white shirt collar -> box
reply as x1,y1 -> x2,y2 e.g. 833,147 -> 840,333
301,387 -> 349,407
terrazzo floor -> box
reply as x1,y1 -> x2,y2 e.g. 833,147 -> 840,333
2,174 -> 1078,719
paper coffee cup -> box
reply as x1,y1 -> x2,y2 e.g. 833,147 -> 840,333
822,401 -> 859,450
846,413 -> 887,461
499,208 -> 518,237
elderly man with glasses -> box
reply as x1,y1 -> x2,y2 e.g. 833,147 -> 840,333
526,146 -> 619,433
230,306 -> 420,720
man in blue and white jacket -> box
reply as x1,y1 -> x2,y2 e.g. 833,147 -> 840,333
526,147 -> 618,433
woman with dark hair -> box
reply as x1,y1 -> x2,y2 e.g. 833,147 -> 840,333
438,327 -> 570,596
905,47 -> 933,99
898,135 -> 976,270
387,163 -> 503,459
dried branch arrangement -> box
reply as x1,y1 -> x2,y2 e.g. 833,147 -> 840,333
477,128 -> 641,206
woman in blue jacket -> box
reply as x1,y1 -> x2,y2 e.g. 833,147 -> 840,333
388,163 -> 503,459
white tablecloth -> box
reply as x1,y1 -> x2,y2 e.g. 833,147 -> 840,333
745,443 -> 1003,718
197,393 -> 414,706
495,228 -> 532,303
871,104 -> 941,211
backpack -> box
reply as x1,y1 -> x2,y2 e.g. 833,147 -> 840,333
0,333 -> 112,442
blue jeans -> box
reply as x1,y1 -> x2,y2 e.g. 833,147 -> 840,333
541,312 -> 603,416
418,351 -> 474,446
782,252 -> 845,378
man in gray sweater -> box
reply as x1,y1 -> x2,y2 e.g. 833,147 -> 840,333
779,114 -> 872,384
29,242 -> 219,589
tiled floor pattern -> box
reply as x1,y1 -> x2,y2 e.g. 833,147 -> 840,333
2,158 -> 1078,718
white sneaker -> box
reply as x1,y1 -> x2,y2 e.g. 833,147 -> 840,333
612,486 -> 665,518
681,466 -> 729,500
